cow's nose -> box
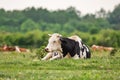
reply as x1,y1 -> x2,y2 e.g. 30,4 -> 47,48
45,48 -> 49,52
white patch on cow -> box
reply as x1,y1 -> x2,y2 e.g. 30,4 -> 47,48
80,45 -> 89,58
82,50 -> 87,58
72,54 -> 79,59
64,53 -> 71,58
83,44 -> 89,52
15,46 -> 21,52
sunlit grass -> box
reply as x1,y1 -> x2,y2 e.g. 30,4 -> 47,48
0,50 -> 120,80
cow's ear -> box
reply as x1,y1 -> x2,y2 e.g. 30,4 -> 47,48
48,34 -> 52,37
60,37 -> 64,41
60,37 -> 66,43
57,34 -> 62,38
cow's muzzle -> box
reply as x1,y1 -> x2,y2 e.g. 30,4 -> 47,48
45,48 -> 49,52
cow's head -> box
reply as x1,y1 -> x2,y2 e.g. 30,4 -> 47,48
45,33 -> 62,52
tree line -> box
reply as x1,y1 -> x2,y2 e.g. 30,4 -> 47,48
0,4 -> 120,48
0,29 -> 120,48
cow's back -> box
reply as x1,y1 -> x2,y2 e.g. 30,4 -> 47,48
60,38 -> 80,57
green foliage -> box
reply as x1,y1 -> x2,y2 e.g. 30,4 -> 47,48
0,29 -> 120,48
89,27 -> 99,34
108,4 -> 120,24
0,5 -> 120,48
21,19 -> 38,32
35,46 -> 47,59
0,6 -> 118,33
96,29 -> 120,47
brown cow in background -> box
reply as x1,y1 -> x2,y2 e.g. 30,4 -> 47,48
91,44 -> 114,52
0,45 -> 29,53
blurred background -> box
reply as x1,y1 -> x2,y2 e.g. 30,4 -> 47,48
0,0 -> 120,48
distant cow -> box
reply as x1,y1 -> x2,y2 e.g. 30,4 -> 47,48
42,33 -> 91,60
15,46 -> 30,53
91,44 -> 114,51
0,45 -> 29,53
91,45 -> 103,51
0,45 -> 16,51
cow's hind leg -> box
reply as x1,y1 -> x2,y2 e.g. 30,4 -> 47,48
73,54 -> 80,59
86,51 -> 91,58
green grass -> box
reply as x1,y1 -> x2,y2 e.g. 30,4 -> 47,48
0,50 -> 120,80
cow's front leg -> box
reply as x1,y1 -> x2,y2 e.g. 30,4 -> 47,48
49,51 -> 63,60
41,52 -> 53,60
49,55 -> 61,60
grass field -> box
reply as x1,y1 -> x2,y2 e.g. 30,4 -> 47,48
0,50 -> 120,80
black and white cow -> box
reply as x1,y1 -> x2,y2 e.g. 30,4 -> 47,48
60,37 -> 80,59
60,37 -> 91,59
68,35 -> 91,58
42,33 -> 91,60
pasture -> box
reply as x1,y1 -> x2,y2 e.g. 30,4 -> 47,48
0,49 -> 120,80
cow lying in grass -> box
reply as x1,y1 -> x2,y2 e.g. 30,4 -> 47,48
0,45 -> 29,53
42,33 -> 91,60
91,44 -> 114,52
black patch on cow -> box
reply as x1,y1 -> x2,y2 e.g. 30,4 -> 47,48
82,43 -> 91,58
60,37 -> 80,57
77,41 -> 91,59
